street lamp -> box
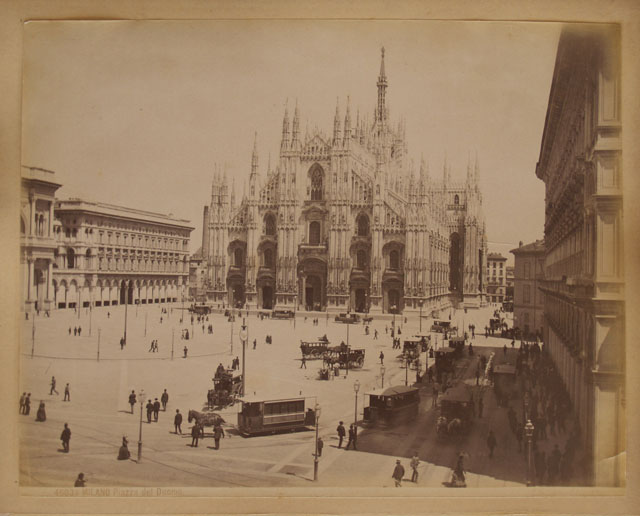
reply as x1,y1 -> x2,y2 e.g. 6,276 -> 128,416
525,419 -> 534,486
380,364 -> 386,388
313,403 -> 322,481
240,318 -> 248,396
137,389 -> 146,463
353,380 -> 360,444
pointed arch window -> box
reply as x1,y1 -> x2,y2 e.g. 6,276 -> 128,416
357,214 -> 370,236
264,214 -> 276,236
389,249 -> 399,270
454,194 -> 460,205
234,248 -> 244,267
309,166 -> 324,200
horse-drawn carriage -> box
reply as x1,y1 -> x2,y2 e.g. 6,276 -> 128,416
323,346 -> 365,369
335,313 -> 360,324
436,383 -> 474,438
189,303 -> 211,315
207,369 -> 242,409
363,385 -> 420,426
272,309 -> 295,320
431,319 -> 456,334
403,336 -> 429,361
448,336 -> 466,358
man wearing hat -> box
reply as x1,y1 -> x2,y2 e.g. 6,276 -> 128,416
336,421 -> 346,448
392,459 -> 405,487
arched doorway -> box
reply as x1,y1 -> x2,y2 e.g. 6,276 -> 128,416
388,289 -> 400,312
355,288 -> 367,312
262,285 -> 273,309
305,275 -> 322,311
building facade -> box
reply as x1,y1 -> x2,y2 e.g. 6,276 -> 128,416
51,199 -> 193,309
504,265 -> 515,311
511,240 -> 545,337
486,252 -> 507,304
20,166 -> 62,312
201,49 -> 487,314
189,248 -> 207,301
536,25 -> 624,485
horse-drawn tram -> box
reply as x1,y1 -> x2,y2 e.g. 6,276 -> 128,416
437,383 -> 474,438
492,363 -> 517,407
300,339 -> 330,360
207,369 -> 242,409
363,385 -> 420,426
237,396 -> 317,436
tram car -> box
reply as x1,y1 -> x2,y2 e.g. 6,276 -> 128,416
448,336 -> 466,357
237,396 -> 317,436
189,303 -> 212,315
300,339 -> 330,360
492,363 -> 517,407
402,338 -> 424,361
363,385 -> 420,426
431,319 -> 457,334
272,309 -> 295,319
437,383 -> 474,438
335,313 -> 360,324
207,370 -> 242,409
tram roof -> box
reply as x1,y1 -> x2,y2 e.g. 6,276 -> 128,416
365,385 -> 419,397
239,394 -> 310,404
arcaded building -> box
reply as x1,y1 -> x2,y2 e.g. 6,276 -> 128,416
201,49 -> 487,314
536,26 -> 624,485
510,240 -> 545,337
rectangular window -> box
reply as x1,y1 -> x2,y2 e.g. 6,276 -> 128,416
523,285 -> 531,304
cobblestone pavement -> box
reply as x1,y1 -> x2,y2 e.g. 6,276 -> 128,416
19,302 -> 555,488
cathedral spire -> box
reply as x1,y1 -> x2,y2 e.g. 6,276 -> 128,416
343,95 -> 352,145
291,99 -> 300,149
333,97 -> 341,145
281,101 -> 290,152
251,132 -> 259,174
376,46 -> 388,128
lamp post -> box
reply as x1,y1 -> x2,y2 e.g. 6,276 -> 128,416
380,364 -> 386,389
97,328 -> 101,362
89,303 -> 92,336
240,318 -> 248,396
293,294 -> 297,329
137,389 -> 146,463
171,328 -> 174,361
525,419 -> 534,486
123,293 -> 128,346
313,403 -> 322,481
353,380 -> 360,444
30,314 -> 35,358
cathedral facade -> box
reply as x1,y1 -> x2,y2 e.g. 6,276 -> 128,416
201,49 -> 487,314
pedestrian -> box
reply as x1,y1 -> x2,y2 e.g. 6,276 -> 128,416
128,390 -> 137,414
24,393 -> 31,415
183,345 -> 188,358
120,337 -> 125,350
74,473 -> 86,487
392,459 -> 405,487
300,356 -> 307,369
19,392 -> 26,414
379,351 -> 384,365
486,430 -> 497,458
161,389 -> 169,411
191,423 -> 200,447
153,398 -> 160,421
50,376 -> 58,395
478,396 -> 484,418
78,326 -> 82,336
60,423 -> 71,452
336,421 -> 346,448
317,436 -> 324,457
148,341 -> 154,352
146,400 -> 153,423
213,423 -> 225,449
118,436 -> 131,460
68,327 -> 72,336
174,409 -> 183,434
345,424 -> 357,450
503,344 -> 507,357
64,383 -> 70,402
410,452 -> 420,482
74,327 -> 77,336
35,401 -> 47,422
253,339 -> 257,350
374,329 -> 378,339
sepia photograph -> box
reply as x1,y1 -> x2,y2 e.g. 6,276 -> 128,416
5,4 -> 636,513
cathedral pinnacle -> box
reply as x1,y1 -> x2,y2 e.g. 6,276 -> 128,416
376,46 -> 388,128
251,131 -> 259,175
291,99 -> 300,148
281,101 -> 290,151
333,97 -> 342,144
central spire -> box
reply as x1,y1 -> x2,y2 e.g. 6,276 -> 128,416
376,46 -> 388,131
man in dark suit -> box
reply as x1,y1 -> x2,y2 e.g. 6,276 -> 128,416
146,400 -> 153,423
336,421 -> 346,448
174,409 -> 183,434
161,390 -> 169,411
60,423 -> 71,452
153,398 -> 161,422
128,391 -> 137,414
191,423 -> 200,447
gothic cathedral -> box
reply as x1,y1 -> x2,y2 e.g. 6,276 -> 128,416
201,48 -> 487,314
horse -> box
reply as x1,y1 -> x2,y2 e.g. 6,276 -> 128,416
188,409 -> 225,437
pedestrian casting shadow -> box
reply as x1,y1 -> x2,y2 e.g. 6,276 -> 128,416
57,449 -> 68,453
118,410 -> 134,414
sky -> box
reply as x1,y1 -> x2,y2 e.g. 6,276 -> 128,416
22,20 -> 561,263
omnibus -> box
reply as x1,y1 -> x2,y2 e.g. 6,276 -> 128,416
362,385 -> 420,426
237,396 -> 317,436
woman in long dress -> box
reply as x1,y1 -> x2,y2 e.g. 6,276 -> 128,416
35,401 -> 46,422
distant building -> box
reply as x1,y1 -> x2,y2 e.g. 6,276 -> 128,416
486,252 -> 507,304
51,199 -> 193,309
504,265 -> 514,311
535,25 -> 624,485
20,166 -> 62,312
189,247 -> 207,301
510,240 -> 544,337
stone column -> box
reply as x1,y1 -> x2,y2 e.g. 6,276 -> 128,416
46,260 -> 53,306
48,201 -> 54,237
27,258 -> 34,302
29,195 -> 35,236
